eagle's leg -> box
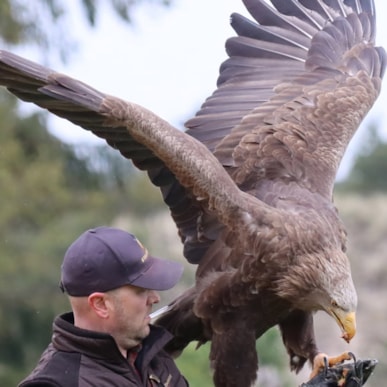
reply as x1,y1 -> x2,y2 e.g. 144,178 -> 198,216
310,352 -> 351,378
279,310 -> 318,373
210,318 -> 258,387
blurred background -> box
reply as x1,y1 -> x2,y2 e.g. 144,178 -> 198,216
0,0 -> 386,386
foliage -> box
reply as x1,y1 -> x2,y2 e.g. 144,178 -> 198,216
80,0 -> 173,26
0,0 -> 173,61
176,343 -> 213,386
0,1 -> 174,382
336,125 -> 387,193
256,327 -> 287,368
0,93 -> 290,384
0,95 -> 165,384
174,328 -> 292,387
2,0 -> 385,385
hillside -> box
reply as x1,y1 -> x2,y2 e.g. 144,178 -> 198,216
297,193 -> 387,386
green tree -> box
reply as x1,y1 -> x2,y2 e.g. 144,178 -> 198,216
0,93 -> 123,384
0,1 -> 291,385
0,2 -> 170,383
0,95 -> 165,385
175,329 -> 294,387
336,125 -> 387,193
0,0 -> 173,60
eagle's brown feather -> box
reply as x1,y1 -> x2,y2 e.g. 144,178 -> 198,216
0,0 -> 385,386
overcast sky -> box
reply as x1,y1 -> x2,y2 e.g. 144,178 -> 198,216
17,0 -> 387,179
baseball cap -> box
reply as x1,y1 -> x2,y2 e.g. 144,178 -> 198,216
60,226 -> 184,296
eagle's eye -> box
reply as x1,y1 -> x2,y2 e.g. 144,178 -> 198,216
331,300 -> 339,308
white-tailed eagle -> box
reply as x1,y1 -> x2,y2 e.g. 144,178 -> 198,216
0,0 -> 385,386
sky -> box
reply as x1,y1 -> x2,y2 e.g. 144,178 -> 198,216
17,0 -> 387,179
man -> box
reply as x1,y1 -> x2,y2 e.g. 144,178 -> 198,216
19,226 -> 188,386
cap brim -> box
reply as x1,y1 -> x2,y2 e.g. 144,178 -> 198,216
130,256 -> 184,290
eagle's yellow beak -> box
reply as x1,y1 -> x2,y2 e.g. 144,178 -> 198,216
330,309 -> 356,343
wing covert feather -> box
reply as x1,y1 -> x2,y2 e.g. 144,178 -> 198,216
0,50 -> 276,265
186,0 -> 386,198
0,0 -> 386,267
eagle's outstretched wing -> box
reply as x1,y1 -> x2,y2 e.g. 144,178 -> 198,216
182,0 -> 386,264
0,0 -> 385,267
0,1 -> 385,386
187,0 -> 385,199
0,49 -> 272,246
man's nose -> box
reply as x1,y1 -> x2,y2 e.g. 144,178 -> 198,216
148,290 -> 161,304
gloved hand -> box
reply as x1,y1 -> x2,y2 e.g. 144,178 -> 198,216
300,353 -> 377,387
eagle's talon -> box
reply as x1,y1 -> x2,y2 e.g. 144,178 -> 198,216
310,352 -> 352,379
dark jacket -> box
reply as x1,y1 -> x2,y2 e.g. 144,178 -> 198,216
19,312 -> 188,387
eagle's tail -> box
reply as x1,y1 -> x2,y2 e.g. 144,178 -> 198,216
153,287 -> 208,357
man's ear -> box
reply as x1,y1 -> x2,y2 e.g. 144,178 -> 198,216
88,292 -> 109,319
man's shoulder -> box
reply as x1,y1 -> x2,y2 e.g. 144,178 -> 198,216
19,345 -> 81,387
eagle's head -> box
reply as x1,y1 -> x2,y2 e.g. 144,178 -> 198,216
315,249 -> 357,343
275,248 -> 357,343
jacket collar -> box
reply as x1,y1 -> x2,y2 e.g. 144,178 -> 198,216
53,312 -> 173,370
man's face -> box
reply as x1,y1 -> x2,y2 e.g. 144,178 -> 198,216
107,284 -> 161,351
